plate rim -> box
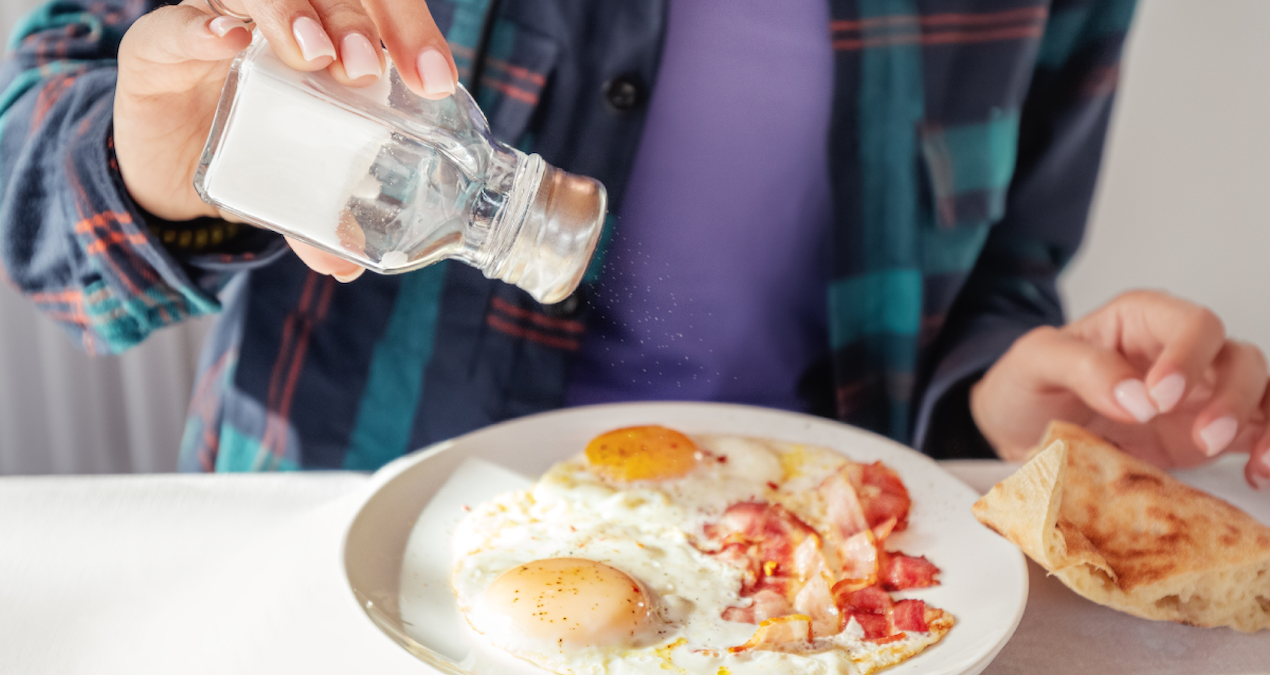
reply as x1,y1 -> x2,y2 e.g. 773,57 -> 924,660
340,401 -> 1030,675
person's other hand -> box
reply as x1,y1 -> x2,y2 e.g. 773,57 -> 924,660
971,290 -> 1270,489
113,0 -> 457,282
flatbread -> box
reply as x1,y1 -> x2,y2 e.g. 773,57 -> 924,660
972,421 -> 1270,632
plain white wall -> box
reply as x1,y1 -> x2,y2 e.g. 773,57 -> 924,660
1062,0 -> 1270,349
0,0 -> 1265,473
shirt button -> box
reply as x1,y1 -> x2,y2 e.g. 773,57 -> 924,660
603,74 -> 646,112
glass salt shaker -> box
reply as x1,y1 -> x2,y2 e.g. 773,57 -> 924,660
194,33 -> 606,304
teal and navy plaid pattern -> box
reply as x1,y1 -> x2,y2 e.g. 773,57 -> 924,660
0,0 -> 1135,470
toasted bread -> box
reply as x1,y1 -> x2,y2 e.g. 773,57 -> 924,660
972,421 -> 1270,631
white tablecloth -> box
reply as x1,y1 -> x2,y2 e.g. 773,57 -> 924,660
1,459 -> 1267,674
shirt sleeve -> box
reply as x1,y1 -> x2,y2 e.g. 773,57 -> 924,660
0,0 -> 285,355
913,0 -> 1139,457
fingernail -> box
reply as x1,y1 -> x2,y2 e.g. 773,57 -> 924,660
292,16 -> 336,63
340,33 -> 382,81
1149,373 -> 1186,413
334,268 -> 364,283
1199,416 -> 1237,456
417,48 -> 455,97
1113,379 -> 1158,423
208,16 -> 249,38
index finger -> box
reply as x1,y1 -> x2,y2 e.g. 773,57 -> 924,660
363,0 -> 457,99
224,0 -> 337,71
1069,290 -> 1227,414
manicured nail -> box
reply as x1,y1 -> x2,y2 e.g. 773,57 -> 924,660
1113,379 -> 1158,423
1250,455 -> 1270,490
292,16 -> 336,63
340,33 -> 382,81
1149,373 -> 1186,413
208,16 -> 249,38
334,268 -> 364,283
417,48 -> 455,97
1199,416 -> 1237,456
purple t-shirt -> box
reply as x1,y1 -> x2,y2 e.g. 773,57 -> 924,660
565,0 -> 833,412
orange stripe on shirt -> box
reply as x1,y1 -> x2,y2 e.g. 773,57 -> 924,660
29,289 -> 83,304
830,6 -> 1046,32
491,297 -> 585,333
482,78 -> 539,105
73,210 -> 133,233
31,74 -> 77,130
833,25 -> 1043,50
486,58 -> 547,86
83,231 -> 149,255
487,314 -> 581,351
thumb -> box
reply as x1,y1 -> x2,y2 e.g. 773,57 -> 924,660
286,237 -> 365,283
118,4 -> 252,92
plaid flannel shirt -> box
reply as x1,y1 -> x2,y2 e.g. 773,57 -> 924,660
0,0 -> 1135,470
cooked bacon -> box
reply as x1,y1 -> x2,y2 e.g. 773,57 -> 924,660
818,466 -> 869,539
712,542 -> 760,586
880,552 -> 940,591
871,516 -> 897,542
704,503 -> 816,572
705,461 -> 936,645
869,632 -> 907,645
705,503 -> 821,616
890,599 -> 930,633
835,529 -> 879,585
791,534 -> 833,582
859,462 -> 911,532
834,585 -> 893,615
729,615 -> 813,653
836,588 -> 930,640
846,612 -> 891,640
722,589 -> 793,624
793,572 -> 840,637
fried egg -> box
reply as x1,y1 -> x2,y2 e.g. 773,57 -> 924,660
451,426 -> 952,675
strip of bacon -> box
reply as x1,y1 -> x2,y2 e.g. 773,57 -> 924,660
871,516 -> 898,542
835,585 -> 894,640
791,534 -> 833,582
722,589 -> 793,624
846,612 -> 892,640
793,571 -> 840,637
834,585 -> 893,615
835,528 -> 879,585
880,552 -> 940,591
711,541 -> 760,587
836,586 -> 932,640
705,503 -> 819,617
890,599 -> 930,633
818,465 -> 869,540
729,615 -> 812,653
859,462 -> 911,532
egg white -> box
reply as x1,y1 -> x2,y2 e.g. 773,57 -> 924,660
451,435 -> 934,675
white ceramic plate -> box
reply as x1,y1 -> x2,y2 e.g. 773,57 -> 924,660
342,402 -> 1028,675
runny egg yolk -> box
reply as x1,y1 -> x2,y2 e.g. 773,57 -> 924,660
585,425 -> 699,482
477,558 -> 653,649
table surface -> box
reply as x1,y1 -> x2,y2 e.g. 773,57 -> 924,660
1,457 -> 1266,675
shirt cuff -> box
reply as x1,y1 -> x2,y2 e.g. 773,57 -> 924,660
913,315 -> 1034,457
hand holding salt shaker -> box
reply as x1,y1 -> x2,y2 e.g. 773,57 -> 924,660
195,32 -> 606,304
